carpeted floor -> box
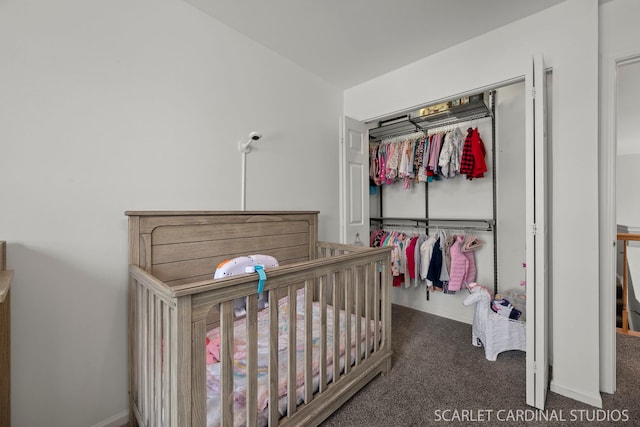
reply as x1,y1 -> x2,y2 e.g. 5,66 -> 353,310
321,304 -> 640,426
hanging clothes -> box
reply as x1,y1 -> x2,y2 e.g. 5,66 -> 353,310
405,236 -> 419,287
460,127 -> 487,180
426,236 -> 444,290
386,141 -> 401,182
412,234 -> 427,287
448,235 -> 476,292
444,234 -> 457,275
469,128 -> 488,179
419,235 -> 437,286
398,139 -> 415,189
417,136 -> 430,183
438,231 -> 450,283
438,127 -> 465,178
370,126 -> 486,187
459,128 -> 475,176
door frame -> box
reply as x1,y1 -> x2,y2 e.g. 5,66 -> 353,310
525,54 -> 549,409
339,116 -> 346,243
599,49 -> 640,394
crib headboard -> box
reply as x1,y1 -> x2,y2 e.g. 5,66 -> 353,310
125,211 -> 319,287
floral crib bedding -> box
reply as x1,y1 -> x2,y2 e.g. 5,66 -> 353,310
206,287 -> 379,427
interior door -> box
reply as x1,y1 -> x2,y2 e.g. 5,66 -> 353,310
340,116 -> 369,244
525,54 -> 549,409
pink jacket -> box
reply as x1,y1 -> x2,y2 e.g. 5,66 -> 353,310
448,235 -> 477,291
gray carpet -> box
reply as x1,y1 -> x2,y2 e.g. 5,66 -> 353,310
321,304 -> 640,426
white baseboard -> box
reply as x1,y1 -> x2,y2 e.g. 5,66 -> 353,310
91,410 -> 129,427
550,380 -> 603,408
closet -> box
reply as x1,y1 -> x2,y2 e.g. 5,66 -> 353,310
342,55 -> 549,410
365,84 -> 527,326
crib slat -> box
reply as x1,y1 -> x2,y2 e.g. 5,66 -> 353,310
219,301 -> 234,427
129,281 -> 139,421
304,280 -> 313,404
364,263 -> 372,359
332,271 -> 340,383
268,290 -> 279,426
149,293 -> 157,427
136,283 -> 143,416
246,294 -> 258,427
175,297 -> 193,427
344,268 -> 352,375
169,300 -> 179,427
191,319 -> 207,426
318,275 -> 327,393
163,302 -> 171,426
374,262 -> 380,351
380,261 -> 389,349
354,266 -> 362,366
141,287 -> 149,424
382,260 -> 392,369
154,297 -> 163,426
218,304 -> 232,425
287,285 -> 297,416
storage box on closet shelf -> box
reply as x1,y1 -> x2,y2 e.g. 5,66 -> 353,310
463,281 -> 526,361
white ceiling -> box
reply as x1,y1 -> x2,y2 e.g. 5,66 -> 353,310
183,0 -> 565,89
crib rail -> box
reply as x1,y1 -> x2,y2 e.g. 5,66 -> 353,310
130,243 -> 391,427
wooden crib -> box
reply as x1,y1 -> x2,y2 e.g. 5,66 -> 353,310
127,211 -> 392,427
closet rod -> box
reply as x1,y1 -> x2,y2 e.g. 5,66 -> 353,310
370,217 -> 494,231
370,216 -> 495,224
369,127 -> 424,143
369,110 -> 493,142
412,111 -> 493,131
373,223 -> 493,232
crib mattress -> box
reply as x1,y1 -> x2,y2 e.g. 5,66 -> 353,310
205,288 -> 378,427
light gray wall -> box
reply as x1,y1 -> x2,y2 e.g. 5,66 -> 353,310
0,0 -> 342,426
346,0 -> 601,408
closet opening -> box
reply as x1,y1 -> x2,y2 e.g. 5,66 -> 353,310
354,73 -> 552,407
367,81 -> 527,319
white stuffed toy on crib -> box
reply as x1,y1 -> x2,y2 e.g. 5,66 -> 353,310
214,254 -> 278,317
462,282 -> 526,361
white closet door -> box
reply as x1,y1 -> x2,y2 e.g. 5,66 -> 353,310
340,116 -> 369,244
525,54 -> 549,410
